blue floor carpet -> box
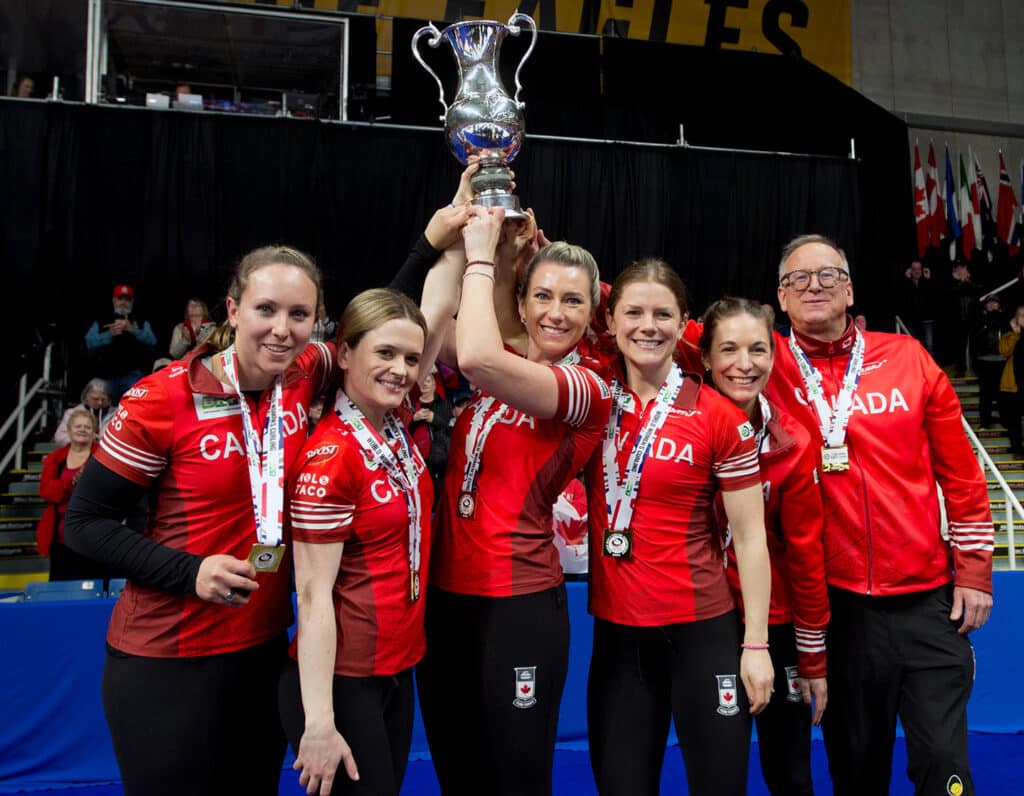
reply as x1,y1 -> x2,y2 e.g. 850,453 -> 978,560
16,733 -> 1022,795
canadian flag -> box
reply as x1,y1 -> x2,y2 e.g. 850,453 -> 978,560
913,142 -> 929,257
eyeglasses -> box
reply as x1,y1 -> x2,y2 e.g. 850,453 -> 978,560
779,267 -> 850,291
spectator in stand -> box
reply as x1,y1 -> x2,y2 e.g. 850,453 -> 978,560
38,409 -> 102,581
84,284 -> 158,401
54,378 -> 115,447
998,304 -> 1024,457
768,234 -> 992,795
971,295 -> 1007,429
310,300 -> 337,344
12,75 -> 34,97
944,263 -> 977,376
410,368 -> 454,494
169,298 -> 216,359
897,260 -> 936,354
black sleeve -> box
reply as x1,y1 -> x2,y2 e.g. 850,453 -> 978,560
64,457 -> 203,594
388,233 -> 442,300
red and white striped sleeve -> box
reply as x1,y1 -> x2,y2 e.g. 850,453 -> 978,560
290,435 -> 359,544
709,395 -> 761,491
552,364 -> 612,429
95,374 -> 171,487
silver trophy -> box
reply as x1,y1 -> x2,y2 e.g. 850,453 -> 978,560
412,14 -> 537,219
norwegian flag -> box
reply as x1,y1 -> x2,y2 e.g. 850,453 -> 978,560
996,152 -> 1019,246
1011,160 -> 1024,257
913,142 -> 929,257
926,141 -> 945,248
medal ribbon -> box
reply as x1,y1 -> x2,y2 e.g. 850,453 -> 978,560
788,330 -> 865,448
460,348 -> 580,497
334,391 -> 424,594
219,346 -> 284,546
602,364 -> 685,531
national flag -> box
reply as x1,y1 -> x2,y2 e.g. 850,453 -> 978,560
959,152 -> 979,259
944,144 -> 961,241
997,151 -> 1018,245
1011,160 -> 1024,257
913,142 -> 929,256
926,141 -> 945,247
973,150 -> 999,256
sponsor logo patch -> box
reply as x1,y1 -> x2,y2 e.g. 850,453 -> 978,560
124,387 -> 148,400
737,421 -> 754,441
193,393 -> 241,420
304,444 -> 339,463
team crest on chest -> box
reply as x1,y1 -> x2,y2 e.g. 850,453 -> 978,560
715,674 -> 739,716
513,666 -> 537,709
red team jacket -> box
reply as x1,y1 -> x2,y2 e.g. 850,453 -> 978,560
94,342 -> 334,657
716,397 -> 829,678
289,411 -> 433,677
764,323 -> 994,597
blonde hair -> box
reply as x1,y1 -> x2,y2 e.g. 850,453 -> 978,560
207,245 -> 322,350
337,288 -> 427,349
520,242 -> 601,309
66,408 -> 99,436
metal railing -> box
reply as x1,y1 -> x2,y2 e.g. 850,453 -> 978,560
0,344 -> 54,474
895,314 -> 1019,568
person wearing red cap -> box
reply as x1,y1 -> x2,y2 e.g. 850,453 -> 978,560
84,283 -> 157,401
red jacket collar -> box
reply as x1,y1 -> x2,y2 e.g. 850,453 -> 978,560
184,342 -> 309,396
789,316 -> 857,358
758,395 -> 796,459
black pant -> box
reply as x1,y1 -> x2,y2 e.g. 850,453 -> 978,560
102,635 -> 288,796
754,623 -> 814,796
974,358 -> 1004,427
417,584 -> 570,796
822,585 -> 975,796
278,660 -> 414,796
587,613 -> 752,796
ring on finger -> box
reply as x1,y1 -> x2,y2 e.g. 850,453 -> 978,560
225,590 -> 235,603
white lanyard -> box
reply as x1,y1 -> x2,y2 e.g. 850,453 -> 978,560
220,346 -> 284,546
788,330 -> 865,449
601,364 -> 684,531
755,393 -> 771,455
334,391 -> 424,600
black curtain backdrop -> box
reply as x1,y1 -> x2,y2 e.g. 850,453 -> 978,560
4,31 -> 911,390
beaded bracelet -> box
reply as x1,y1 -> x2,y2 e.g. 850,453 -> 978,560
741,643 -> 770,650
465,260 -> 495,268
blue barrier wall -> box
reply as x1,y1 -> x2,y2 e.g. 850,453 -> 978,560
1,575 -> 1020,792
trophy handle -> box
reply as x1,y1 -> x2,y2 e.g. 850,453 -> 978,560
411,23 -> 447,121
506,13 -> 537,109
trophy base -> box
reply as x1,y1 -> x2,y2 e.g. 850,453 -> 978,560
473,192 -> 527,221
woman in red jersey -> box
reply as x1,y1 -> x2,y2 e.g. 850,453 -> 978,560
700,296 -> 829,796
65,246 -> 334,796
278,288 -> 434,796
416,207 -> 612,796
584,259 -> 773,796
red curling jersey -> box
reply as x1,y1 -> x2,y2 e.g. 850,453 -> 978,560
764,322 -> 993,596
586,372 -> 761,626
95,342 -> 334,657
432,363 -> 611,597
288,412 -> 433,677
715,397 -> 829,678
